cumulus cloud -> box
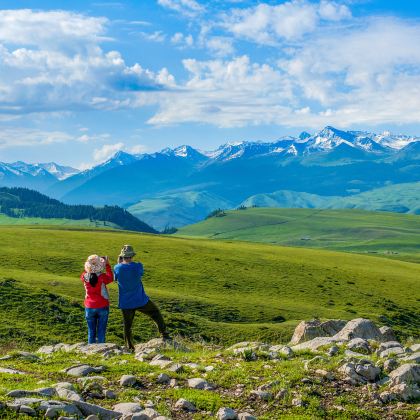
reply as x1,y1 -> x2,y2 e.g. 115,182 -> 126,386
0,9 -> 174,116
0,127 -> 73,148
220,0 -> 351,44
157,0 -> 204,17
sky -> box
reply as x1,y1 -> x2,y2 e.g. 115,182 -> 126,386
1,0 -> 420,168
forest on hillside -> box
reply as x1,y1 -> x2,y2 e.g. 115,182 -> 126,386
0,187 -> 156,233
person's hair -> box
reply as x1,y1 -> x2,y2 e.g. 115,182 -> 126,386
123,256 -> 132,262
88,272 -> 98,287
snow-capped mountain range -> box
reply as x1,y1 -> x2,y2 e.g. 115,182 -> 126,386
0,125 -> 419,230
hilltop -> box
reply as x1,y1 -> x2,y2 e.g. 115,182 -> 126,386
0,187 -> 156,233
176,208 -> 420,264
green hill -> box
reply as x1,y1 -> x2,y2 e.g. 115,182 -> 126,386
177,208 -> 420,263
0,225 -> 418,349
0,187 -> 156,233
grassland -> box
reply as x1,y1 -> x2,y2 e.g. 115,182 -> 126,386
177,208 -> 420,263
0,225 -> 418,350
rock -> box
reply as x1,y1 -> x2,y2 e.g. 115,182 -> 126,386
65,364 -> 104,377
290,319 -> 346,345
132,408 -> 160,419
268,345 -> 294,358
250,390 -> 273,401
389,363 -> 420,387
379,390 -> 398,403
410,343 -> 420,352
56,386 -> 84,402
238,413 -> 257,420
185,362 -> 199,369
315,369 -> 335,380
13,397 -> 44,406
383,358 -> 399,373
73,400 -> 121,419
378,347 -> 405,359
339,361 -> 380,384
205,365 -> 215,372
327,345 -> 339,357
40,400 -> 82,417
167,363 -> 183,373
149,354 -> 172,368
103,389 -> 117,399
113,402 -> 143,416
120,374 -> 137,387
345,349 -> 367,358
187,378 -> 215,390
378,341 -> 403,353
389,383 -> 420,402
0,367 -> 25,374
292,398 -> 304,407
0,351 -> 40,362
156,373 -> 170,384
175,398 -> 196,412
347,338 -> 371,354
169,378 -> 178,388
228,341 -> 266,351
401,352 -> 420,363
38,343 -> 124,356
55,382 -> 76,390
292,336 -> 340,352
333,318 -> 383,341
217,407 -> 238,420
19,405 -> 37,416
7,390 -> 40,398
85,416 -> 101,420
379,326 -> 397,342
36,387 -> 57,397
135,338 -> 190,353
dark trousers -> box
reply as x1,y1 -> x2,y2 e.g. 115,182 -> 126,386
121,300 -> 166,350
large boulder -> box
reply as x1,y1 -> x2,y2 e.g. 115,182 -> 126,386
291,336 -> 342,352
379,326 -> 397,342
73,401 -> 121,420
389,364 -> 420,387
134,338 -> 190,354
333,318 -> 383,341
290,319 -> 346,345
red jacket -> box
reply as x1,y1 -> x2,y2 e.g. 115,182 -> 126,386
81,263 -> 113,308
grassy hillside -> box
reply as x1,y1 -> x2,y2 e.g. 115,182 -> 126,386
241,182 -> 420,215
0,225 -> 418,350
128,191 -> 233,231
177,208 -> 420,263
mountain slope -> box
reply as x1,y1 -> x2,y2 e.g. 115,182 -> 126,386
176,208 -> 420,263
0,187 -> 157,233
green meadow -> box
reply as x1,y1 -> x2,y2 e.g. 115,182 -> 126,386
177,208 -> 420,263
0,224 -> 418,350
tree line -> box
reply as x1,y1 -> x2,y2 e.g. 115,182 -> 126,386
0,187 -> 156,233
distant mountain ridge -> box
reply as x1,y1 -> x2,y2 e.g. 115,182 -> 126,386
0,126 -> 419,229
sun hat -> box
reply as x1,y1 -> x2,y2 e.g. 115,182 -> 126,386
119,244 -> 136,258
84,255 -> 106,273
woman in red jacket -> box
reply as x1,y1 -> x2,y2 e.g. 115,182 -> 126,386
81,255 -> 113,344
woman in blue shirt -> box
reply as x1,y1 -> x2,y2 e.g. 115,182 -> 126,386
114,244 -> 169,350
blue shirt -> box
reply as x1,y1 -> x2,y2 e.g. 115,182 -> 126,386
113,262 -> 149,309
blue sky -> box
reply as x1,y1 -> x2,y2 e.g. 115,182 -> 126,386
1,0 -> 420,168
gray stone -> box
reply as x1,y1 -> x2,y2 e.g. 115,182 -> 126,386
379,346 -> 405,358
347,338 -> 371,354
401,352 -> 420,363
217,407 -> 238,420
383,358 -> 399,373
327,345 -> 339,357
388,383 -> 420,402
292,398 -> 304,407
135,338 -> 190,353
65,364 -> 103,377
379,326 -> 397,342
113,402 -> 143,415
187,377 -> 215,390
389,363 -> 420,387
149,354 -> 172,368
238,413 -> 256,420
167,363 -> 183,373
355,364 -> 381,382
339,361 -> 380,384
39,400 -> 82,417
290,319 -> 346,345
120,374 -> 137,387
19,405 -> 37,416
250,390 -> 273,401
13,397 -> 44,406
103,389 -> 117,399
85,416 -> 101,420
268,345 -> 294,357
156,373 -> 170,384
0,367 -> 25,374
378,341 -> 403,353
410,343 -> 420,352
275,388 -> 288,399
345,349 -> 367,358
174,398 -> 196,412
132,408 -> 160,419
56,386 -> 84,402
333,318 -> 383,341
73,400 -> 121,419
292,336 -> 341,352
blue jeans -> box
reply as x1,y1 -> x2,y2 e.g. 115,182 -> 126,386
85,307 -> 109,344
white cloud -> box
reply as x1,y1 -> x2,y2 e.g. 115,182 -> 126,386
130,144 -> 148,154
158,0 -> 204,17
221,0 -> 351,44
139,31 -> 166,42
0,9 -> 174,117
0,127 -> 73,148
171,32 -> 194,48
93,142 -> 124,161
